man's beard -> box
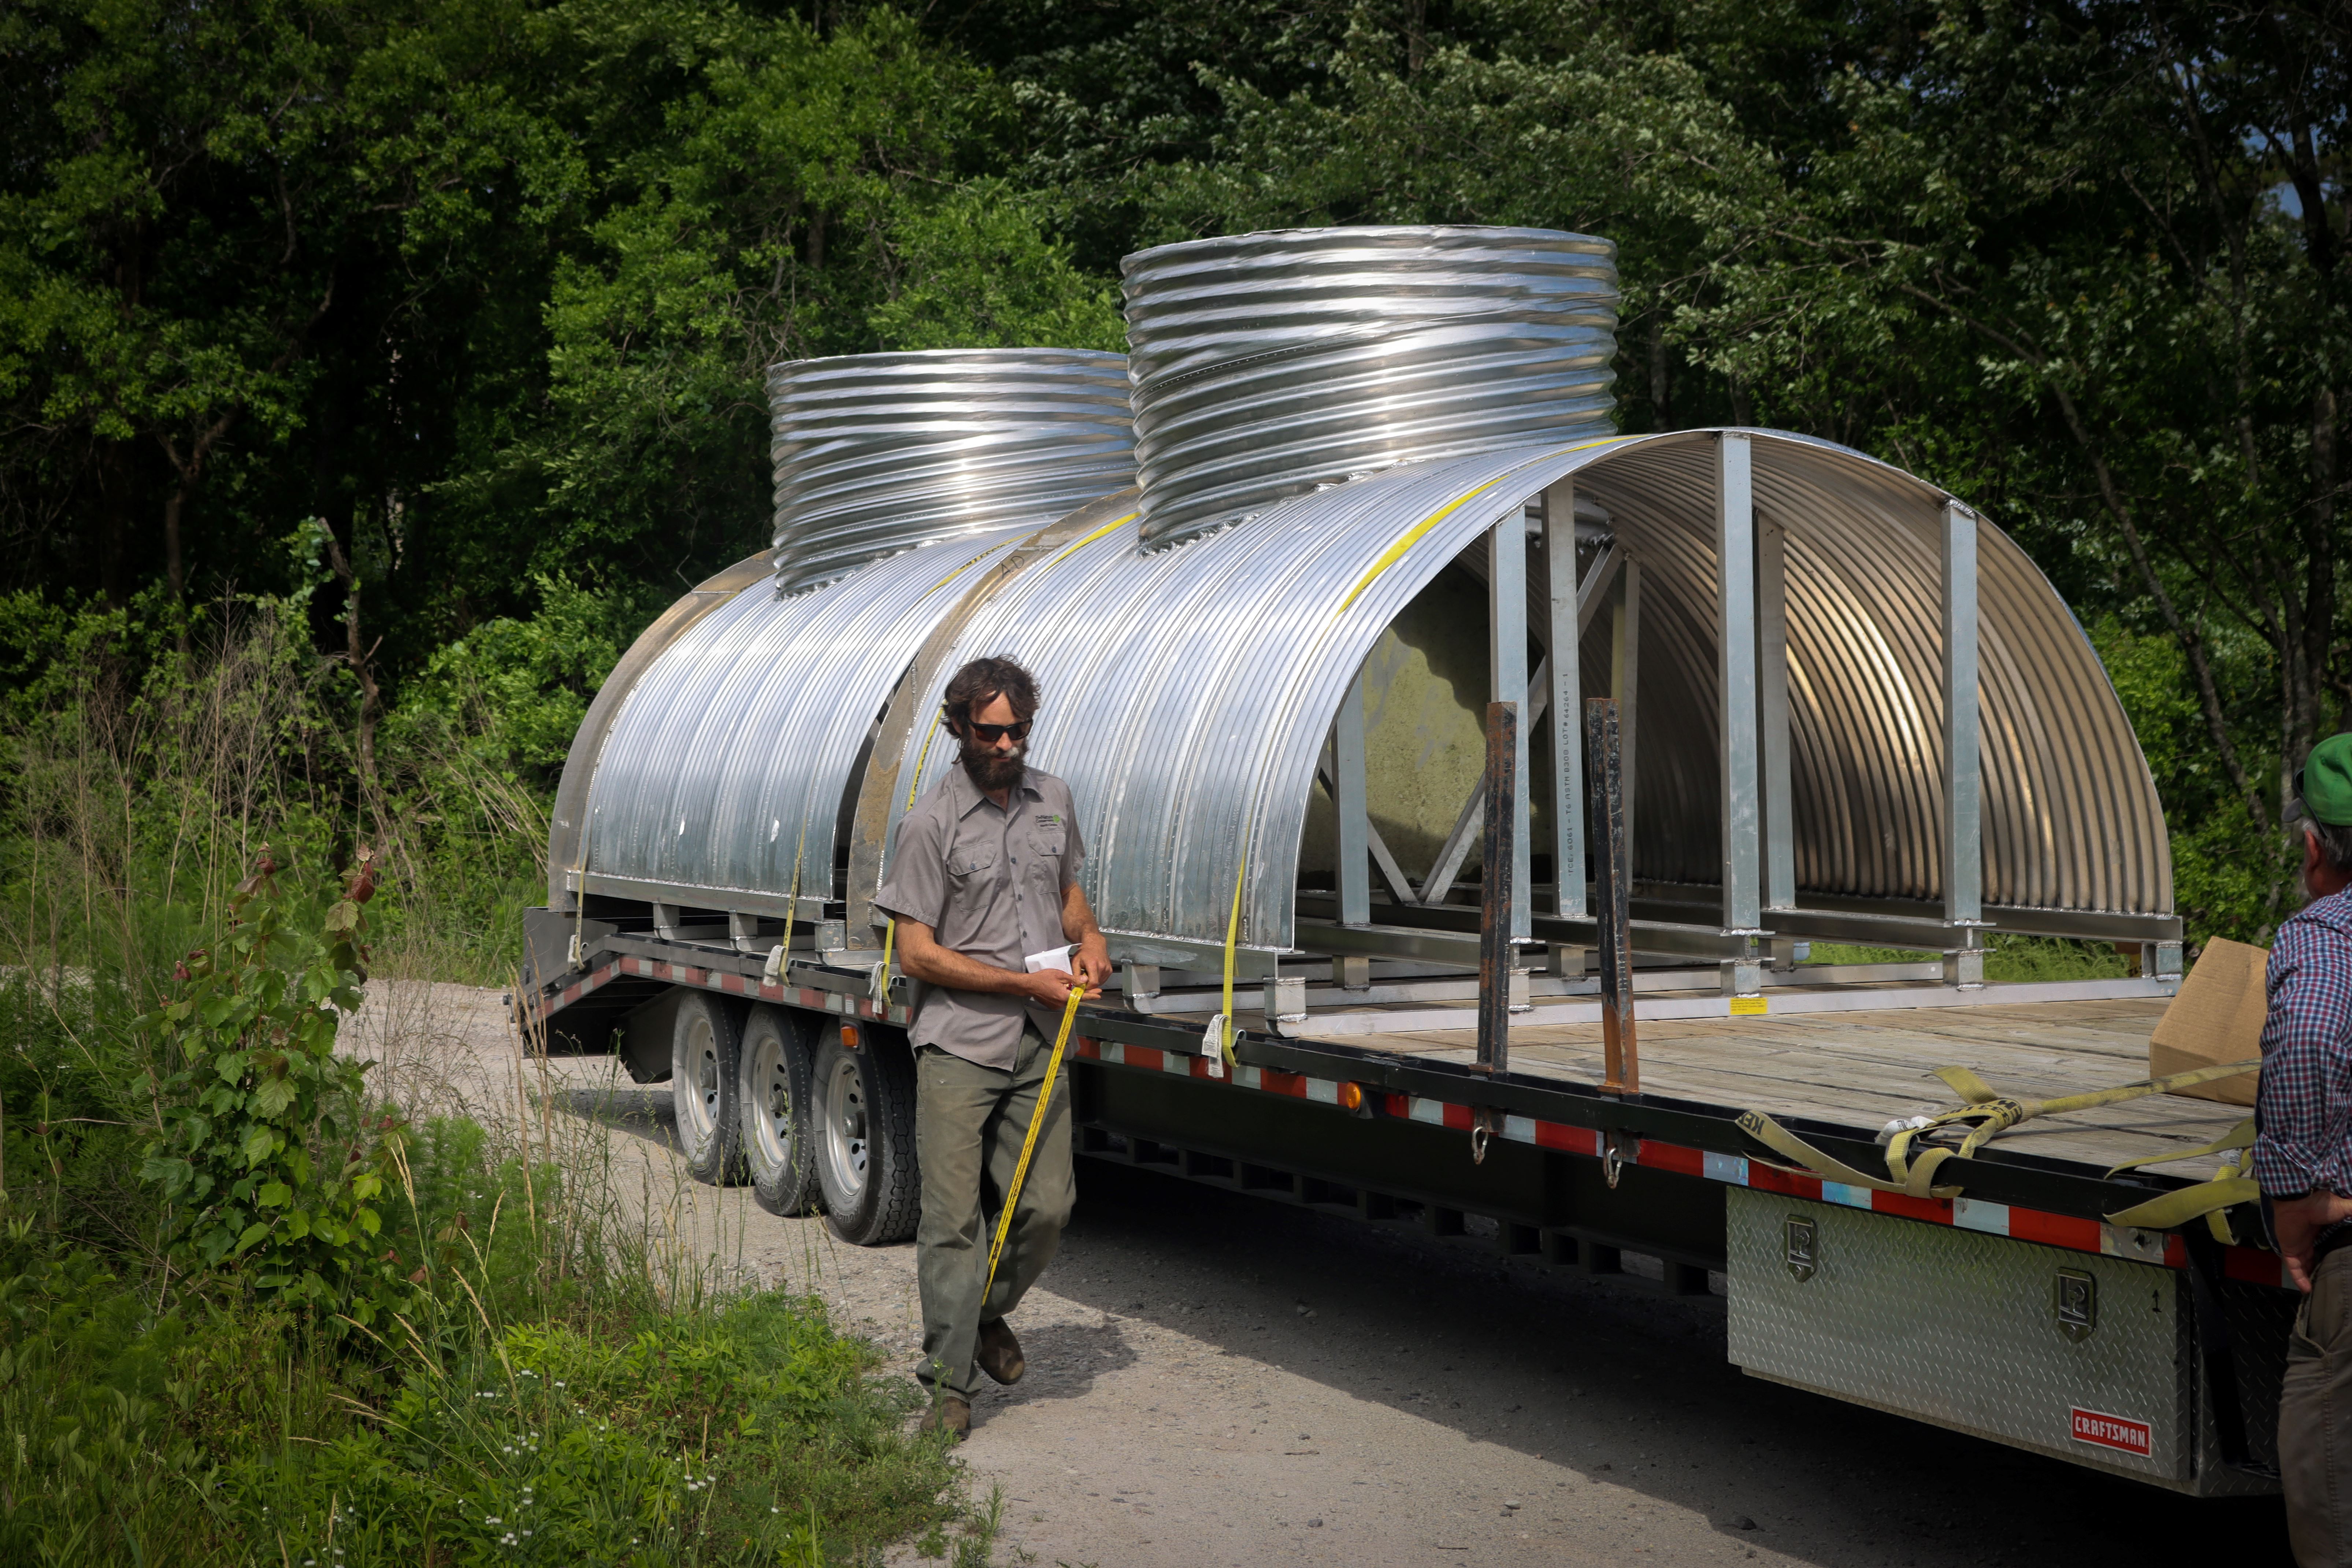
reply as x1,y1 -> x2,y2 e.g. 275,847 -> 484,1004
961,741 -> 1027,793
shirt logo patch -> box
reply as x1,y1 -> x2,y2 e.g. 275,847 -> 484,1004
1036,814 -> 1062,828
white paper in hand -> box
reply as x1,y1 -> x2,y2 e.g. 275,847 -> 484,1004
1023,944 -> 1074,975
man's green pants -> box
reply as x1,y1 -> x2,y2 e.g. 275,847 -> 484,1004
913,1029 -> 1074,1400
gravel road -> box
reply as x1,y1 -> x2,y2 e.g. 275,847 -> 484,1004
357,982 -> 2297,1567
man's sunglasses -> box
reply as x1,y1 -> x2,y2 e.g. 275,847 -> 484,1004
964,719 -> 1032,744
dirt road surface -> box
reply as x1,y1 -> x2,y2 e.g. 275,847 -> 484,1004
354,982 -> 2296,1567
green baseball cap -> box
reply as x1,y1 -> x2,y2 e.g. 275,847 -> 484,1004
2290,733 -> 2352,827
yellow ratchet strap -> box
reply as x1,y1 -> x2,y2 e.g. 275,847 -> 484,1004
1882,1058 -> 2264,1200
2101,1116 -> 2259,1242
1735,1109 -> 1963,1198
1739,1058 -> 2264,1206
982,985 -> 1087,1301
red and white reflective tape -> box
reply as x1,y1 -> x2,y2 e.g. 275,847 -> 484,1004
1072,1037 -> 2290,1288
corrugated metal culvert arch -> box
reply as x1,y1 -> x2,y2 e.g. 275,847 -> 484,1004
863,430 -> 2169,957
580,523 -> 1040,910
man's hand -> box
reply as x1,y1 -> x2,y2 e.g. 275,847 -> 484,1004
894,920 -> 1097,1009
2274,1190 -> 2352,1291
1018,967 -> 1085,1008
1074,932 -> 1112,996
1061,882 -> 1112,1001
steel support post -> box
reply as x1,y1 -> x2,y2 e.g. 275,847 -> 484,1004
1477,701 -> 1518,1074
1717,434 -> 1765,993
1942,500 -> 1987,987
1335,664 -> 1372,927
1758,519 -> 1793,914
1546,481 -> 1585,920
1587,698 -> 1638,1094
1491,514 -> 1532,939
1610,556 -> 1641,874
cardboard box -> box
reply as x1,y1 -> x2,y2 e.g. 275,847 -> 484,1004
2148,937 -> 2268,1106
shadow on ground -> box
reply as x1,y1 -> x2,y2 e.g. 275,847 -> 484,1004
1038,1159 -> 2291,1567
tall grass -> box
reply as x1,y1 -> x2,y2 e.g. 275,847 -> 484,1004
0,604 -> 990,1565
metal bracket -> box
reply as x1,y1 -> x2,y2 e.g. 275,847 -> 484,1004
729,910 -> 763,954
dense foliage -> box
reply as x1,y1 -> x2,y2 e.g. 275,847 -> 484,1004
3,0 -> 2347,944
0,631 -> 986,1562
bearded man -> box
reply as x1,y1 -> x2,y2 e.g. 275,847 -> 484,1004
873,655 -> 1111,1440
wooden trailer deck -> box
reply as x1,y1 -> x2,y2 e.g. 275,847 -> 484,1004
1295,997 -> 2249,1178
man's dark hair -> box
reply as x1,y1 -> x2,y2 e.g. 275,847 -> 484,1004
2314,819 -> 2352,877
941,655 -> 1039,735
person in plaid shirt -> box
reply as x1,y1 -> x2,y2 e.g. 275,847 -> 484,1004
2262,731 -> 2352,1564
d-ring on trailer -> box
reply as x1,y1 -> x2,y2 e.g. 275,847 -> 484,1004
519,226 -> 2293,1496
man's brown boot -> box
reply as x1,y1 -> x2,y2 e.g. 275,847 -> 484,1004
917,1394 -> 971,1441
976,1318 -> 1025,1386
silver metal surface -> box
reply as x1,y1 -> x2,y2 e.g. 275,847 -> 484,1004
743,1029 -> 794,1170
1335,671 -> 1371,925
1490,515 -> 1532,937
1943,501 -> 1985,926
1568,431 -> 2170,915
767,349 -> 1134,593
820,1052 -> 871,1201
548,552 -> 772,907
1613,554 -> 1641,862
859,429 -> 2169,960
1726,1190 -> 2205,1489
1758,519 -> 1794,911
676,1008 -> 723,1148
1546,485 -> 1585,919
1717,434 -> 1762,934
1121,226 -> 1619,547
584,523 -> 1035,907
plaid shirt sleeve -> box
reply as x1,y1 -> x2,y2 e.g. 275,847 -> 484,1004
2253,904 -> 2352,1197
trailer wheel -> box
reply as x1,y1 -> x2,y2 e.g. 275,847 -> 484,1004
739,1005 -> 819,1215
812,1028 -> 920,1245
669,991 -> 744,1185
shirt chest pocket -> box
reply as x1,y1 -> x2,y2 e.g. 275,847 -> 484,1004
1027,831 -> 1067,883
947,851 -> 996,880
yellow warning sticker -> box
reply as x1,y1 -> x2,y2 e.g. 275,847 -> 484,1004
1729,995 -> 1769,1016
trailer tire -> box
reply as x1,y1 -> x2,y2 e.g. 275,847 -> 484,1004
669,991 -> 745,1185
812,1028 -> 920,1245
739,1005 -> 820,1216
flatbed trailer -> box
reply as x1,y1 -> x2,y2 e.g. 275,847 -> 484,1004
519,916 -> 2296,1498
528,234 -> 2295,1502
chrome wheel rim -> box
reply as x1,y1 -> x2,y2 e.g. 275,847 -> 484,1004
821,1054 -> 870,1201
680,1013 -> 720,1149
747,1033 -> 793,1168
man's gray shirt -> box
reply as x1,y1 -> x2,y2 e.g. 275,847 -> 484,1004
873,764 -> 1086,1071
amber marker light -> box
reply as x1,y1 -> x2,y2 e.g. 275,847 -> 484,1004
1336,1081 -> 1365,1112
841,1024 -> 860,1049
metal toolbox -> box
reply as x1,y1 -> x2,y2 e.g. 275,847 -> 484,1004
1725,1187 -> 2279,1495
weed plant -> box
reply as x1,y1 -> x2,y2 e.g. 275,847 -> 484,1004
0,610 -> 987,1565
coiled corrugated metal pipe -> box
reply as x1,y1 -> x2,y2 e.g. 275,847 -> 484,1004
767,348 -> 1136,593
1121,225 -> 1621,549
